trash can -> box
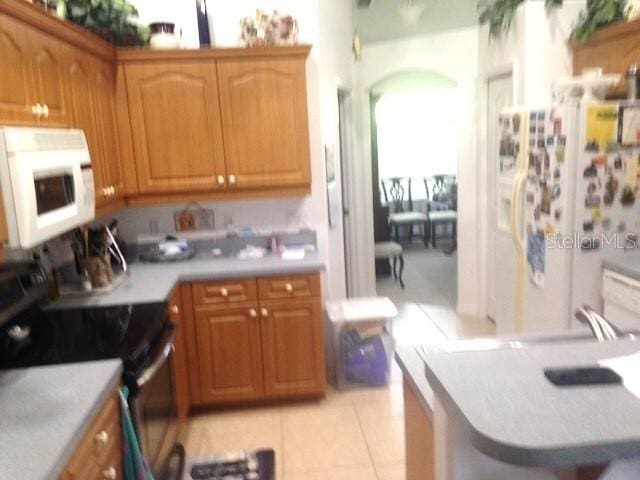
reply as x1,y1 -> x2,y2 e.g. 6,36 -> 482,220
325,297 -> 397,389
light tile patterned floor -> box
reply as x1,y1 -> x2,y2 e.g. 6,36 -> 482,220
184,364 -> 406,480
183,303 -> 495,479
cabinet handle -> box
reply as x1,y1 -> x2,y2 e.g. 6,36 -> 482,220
228,175 -> 236,185
95,430 -> 109,445
220,287 -> 229,298
31,104 -> 41,117
109,186 -> 115,196
42,104 -> 49,118
217,175 -> 225,185
285,283 -> 293,293
170,305 -> 179,314
260,308 -> 269,317
102,466 -> 117,480
249,308 -> 257,318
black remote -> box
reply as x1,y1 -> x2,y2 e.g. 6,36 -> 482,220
544,366 -> 623,387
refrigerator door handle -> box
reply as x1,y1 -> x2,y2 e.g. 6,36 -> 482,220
509,172 -> 526,250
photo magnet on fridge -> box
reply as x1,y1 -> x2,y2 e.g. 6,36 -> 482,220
586,104 -> 619,153
619,105 -> 640,146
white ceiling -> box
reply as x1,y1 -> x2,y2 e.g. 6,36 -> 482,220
355,0 -> 478,45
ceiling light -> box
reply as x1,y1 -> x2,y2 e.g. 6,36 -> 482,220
398,0 -> 425,26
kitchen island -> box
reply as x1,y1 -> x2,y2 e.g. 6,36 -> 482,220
397,338 -> 640,480
0,360 -> 122,480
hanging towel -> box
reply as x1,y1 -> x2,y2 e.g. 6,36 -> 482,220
119,386 -> 155,480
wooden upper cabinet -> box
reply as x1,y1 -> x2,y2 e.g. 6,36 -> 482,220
125,62 -> 226,194
30,29 -> 70,126
93,60 -> 123,202
0,13 -> 35,123
64,54 -> 121,208
65,54 -> 107,198
194,304 -> 264,404
260,298 -> 325,398
217,56 -> 311,190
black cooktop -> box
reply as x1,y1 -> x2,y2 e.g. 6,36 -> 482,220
0,301 -> 167,374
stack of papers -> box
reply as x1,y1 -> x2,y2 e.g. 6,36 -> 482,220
599,352 -> 640,399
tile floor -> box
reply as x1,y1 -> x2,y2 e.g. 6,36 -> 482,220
183,303 -> 495,480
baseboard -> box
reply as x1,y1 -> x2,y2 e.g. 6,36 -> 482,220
456,302 -> 478,318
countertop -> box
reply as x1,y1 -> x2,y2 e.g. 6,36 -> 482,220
419,338 -> 640,468
0,360 -> 122,480
603,253 -> 640,282
395,345 -> 435,418
49,252 -> 325,309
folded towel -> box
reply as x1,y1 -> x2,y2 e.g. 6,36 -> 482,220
119,386 -> 154,480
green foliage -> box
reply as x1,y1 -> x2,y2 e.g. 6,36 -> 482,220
63,0 -> 149,46
571,0 -> 628,42
478,0 -> 563,40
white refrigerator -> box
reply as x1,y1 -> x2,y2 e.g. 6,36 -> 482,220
495,101 -> 640,334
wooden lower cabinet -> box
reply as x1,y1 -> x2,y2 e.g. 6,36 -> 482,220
187,273 -> 325,406
404,379 -> 435,480
59,384 -> 122,480
168,288 -> 190,420
260,298 -> 325,398
194,303 -> 265,404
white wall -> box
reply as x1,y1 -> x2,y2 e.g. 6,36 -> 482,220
476,0 -> 585,319
120,0 -> 353,301
352,26 -> 480,310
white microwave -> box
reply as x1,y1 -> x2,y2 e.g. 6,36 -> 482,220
0,127 -> 95,249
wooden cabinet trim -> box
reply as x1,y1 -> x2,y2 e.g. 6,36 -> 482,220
0,0 -> 115,62
168,287 -> 190,420
180,283 -> 202,405
117,45 -> 311,62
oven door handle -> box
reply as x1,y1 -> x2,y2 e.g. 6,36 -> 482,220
137,325 -> 176,388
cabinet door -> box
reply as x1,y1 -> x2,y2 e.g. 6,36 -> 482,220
217,58 -> 311,190
259,298 -> 325,398
65,54 -> 109,206
125,62 -> 226,194
93,60 -> 123,202
30,29 -> 70,126
194,304 -> 264,403
0,14 -> 36,124
168,288 -> 190,420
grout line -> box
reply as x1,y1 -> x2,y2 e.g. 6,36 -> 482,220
353,400 -> 383,480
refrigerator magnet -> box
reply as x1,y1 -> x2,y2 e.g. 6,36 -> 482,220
581,236 -> 601,251
618,221 -> 627,233
583,220 -> 595,232
621,186 -> 636,206
614,155 -> 623,170
602,217 -> 612,230
619,105 -> 640,146
554,209 -> 562,222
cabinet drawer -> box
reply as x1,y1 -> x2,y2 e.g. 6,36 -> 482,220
257,274 -> 320,300
192,278 -> 257,305
61,390 -> 121,479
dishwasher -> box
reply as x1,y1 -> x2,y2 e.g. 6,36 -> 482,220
602,269 -> 640,331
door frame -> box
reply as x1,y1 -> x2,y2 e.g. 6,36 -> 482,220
337,88 -> 356,297
477,64 -> 518,321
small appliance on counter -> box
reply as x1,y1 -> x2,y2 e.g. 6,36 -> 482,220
0,261 -> 183,478
139,236 -> 195,263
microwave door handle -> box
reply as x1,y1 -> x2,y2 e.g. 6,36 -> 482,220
137,326 -> 176,388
